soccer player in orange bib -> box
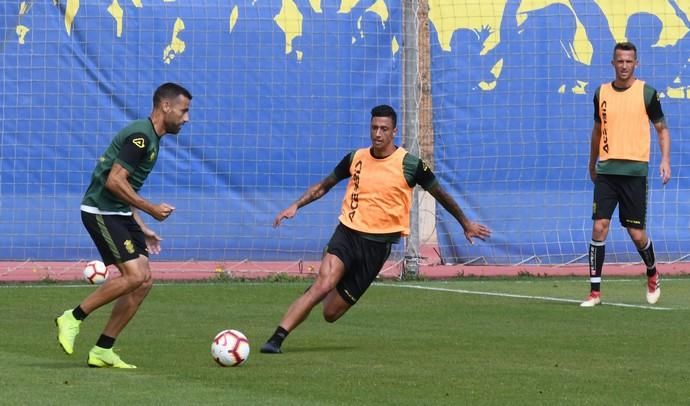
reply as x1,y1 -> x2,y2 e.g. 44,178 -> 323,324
260,105 -> 491,353
581,42 -> 671,307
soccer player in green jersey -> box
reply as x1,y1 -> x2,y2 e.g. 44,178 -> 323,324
55,83 -> 192,368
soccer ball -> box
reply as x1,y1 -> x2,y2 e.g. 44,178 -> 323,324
211,329 -> 250,367
83,260 -> 109,285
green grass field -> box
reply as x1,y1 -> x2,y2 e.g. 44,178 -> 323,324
2,277 -> 689,405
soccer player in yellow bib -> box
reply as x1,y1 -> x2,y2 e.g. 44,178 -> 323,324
260,105 -> 491,353
581,42 -> 671,307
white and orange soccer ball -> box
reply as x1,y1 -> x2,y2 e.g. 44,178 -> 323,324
211,329 -> 250,367
82,260 -> 109,285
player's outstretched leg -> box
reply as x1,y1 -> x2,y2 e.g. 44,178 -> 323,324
55,309 -> 82,355
87,346 -> 136,369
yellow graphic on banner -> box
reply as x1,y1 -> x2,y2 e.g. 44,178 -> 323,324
64,0 -> 79,36
667,78 -> 686,98
270,0 -> 397,56
107,0 -> 124,38
339,0 -> 360,13
478,59 -> 503,91
21,0 -> 689,98
592,0 -> 690,99
310,0 -> 322,13
366,0 -> 389,23
425,0 -> 690,96
16,25 -> 29,44
274,0 -> 302,54
46,0 -> 399,60
429,0 -> 690,59
16,2 -> 31,44
428,0 -> 591,65
572,80 -> 588,95
229,5 -> 239,33
163,18 -> 186,64
356,0 -> 389,38
596,0 -> 689,46
428,0 -> 505,54
517,0 -> 591,65
19,2 -> 31,16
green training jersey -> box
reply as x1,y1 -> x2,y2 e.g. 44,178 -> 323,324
81,119 -> 160,214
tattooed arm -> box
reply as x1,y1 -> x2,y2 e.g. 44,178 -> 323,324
273,175 -> 340,228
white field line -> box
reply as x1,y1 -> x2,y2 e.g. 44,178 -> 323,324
375,283 -> 675,311
0,280 -> 680,311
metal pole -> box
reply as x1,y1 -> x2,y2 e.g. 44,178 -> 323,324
402,0 -> 420,279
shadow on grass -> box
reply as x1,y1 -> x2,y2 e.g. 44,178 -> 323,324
273,345 -> 357,353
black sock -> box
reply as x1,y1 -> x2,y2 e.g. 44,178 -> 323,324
637,239 -> 657,277
267,326 -> 289,346
588,240 -> 605,292
96,334 -> 115,349
72,305 -> 88,321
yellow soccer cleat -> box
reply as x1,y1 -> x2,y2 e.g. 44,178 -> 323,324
55,310 -> 81,355
87,346 -> 137,369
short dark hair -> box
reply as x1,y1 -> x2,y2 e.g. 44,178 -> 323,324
613,42 -> 637,59
153,82 -> 192,107
371,104 -> 397,128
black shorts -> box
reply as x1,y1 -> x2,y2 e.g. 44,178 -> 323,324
327,223 -> 392,305
81,211 -> 149,266
592,174 -> 648,229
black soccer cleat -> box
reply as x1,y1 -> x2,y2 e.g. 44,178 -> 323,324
260,341 -> 283,354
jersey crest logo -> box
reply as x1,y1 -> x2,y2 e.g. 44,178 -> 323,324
124,239 -> 135,254
132,138 -> 146,148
